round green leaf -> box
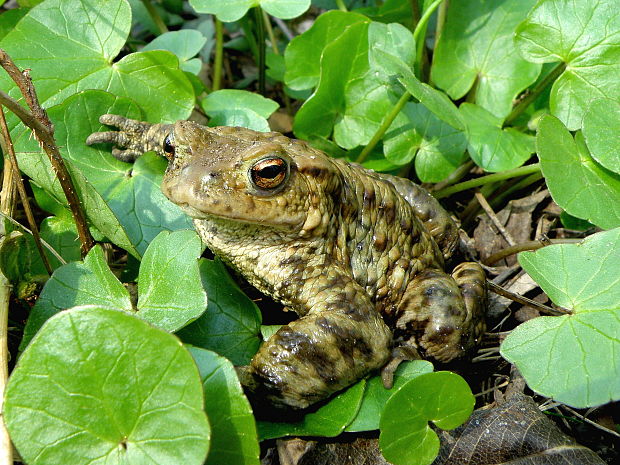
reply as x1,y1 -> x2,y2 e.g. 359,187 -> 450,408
261,0 -> 310,20
294,21 -> 413,150
21,246 -> 132,349
0,0 -> 193,125
5,307 -> 210,465
379,372 -> 474,465
536,115 -> 620,229
582,99 -> 620,174
190,348 -> 260,465
176,259 -> 262,366
461,103 -> 535,172
515,0 -> 620,130
560,211 -> 594,232
257,380 -> 366,440
502,229 -> 620,407
189,0 -> 309,22
138,230 -> 208,332
384,103 -> 467,181
387,58 -> 464,131
346,360 -> 433,432
200,89 -> 279,132
431,0 -> 540,119
284,10 -> 368,90
142,30 -> 207,74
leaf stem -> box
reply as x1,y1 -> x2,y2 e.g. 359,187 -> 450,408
335,0 -> 348,12
140,0 -> 168,34
413,0 -> 444,79
429,0 -> 449,85
430,160 -> 474,192
254,7 -> 266,94
490,171 -> 543,209
262,10 -> 279,54
212,18 -> 224,91
355,91 -> 411,164
413,0 -> 444,46
433,163 -> 541,199
504,62 -> 566,126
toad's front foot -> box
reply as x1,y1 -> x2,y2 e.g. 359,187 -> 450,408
86,114 -> 170,162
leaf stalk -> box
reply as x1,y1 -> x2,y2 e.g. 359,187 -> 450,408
433,163 -> 541,199
355,91 -> 411,164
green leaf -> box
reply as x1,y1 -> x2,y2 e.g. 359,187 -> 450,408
257,380 -> 366,440
346,360 -> 434,432
0,232 -> 49,286
294,21 -> 414,149
560,212 -> 594,232
16,90 -> 193,256
384,103 -> 467,182
292,21 -> 368,143
515,0 -> 620,130
0,0 -> 193,125
536,115 -> 620,229
260,0 -> 311,20
189,0 -> 310,22
582,99 -> 620,174
176,259 -> 262,366
142,29 -> 207,74
40,215 -> 81,269
0,8 -> 27,41
392,62 -> 465,132
138,230 -> 208,332
21,246 -> 132,349
460,103 -> 534,172
5,307 -> 210,465
190,347 -> 260,465
284,10 -> 368,90
431,0 -> 540,119
200,89 -> 279,132
501,229 -> 620,408
379,372 -> 474,465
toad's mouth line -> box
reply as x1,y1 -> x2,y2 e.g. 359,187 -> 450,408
174,201 -> 303,229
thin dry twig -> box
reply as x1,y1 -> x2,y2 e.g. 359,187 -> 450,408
560,405 -> 620,439
483,238 -> 582,266
475,191 -> 516,246
0,49 -> 94,257
487,280 -> 569,316
0,106 -> 53,274
0,166 -> 13,465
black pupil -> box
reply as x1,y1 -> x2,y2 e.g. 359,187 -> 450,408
163,135 -> 174,154
259,163 -> 284,179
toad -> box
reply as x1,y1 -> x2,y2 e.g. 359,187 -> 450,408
87,115 -> 486,409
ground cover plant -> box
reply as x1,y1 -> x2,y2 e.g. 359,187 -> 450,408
0,0 -> 618,464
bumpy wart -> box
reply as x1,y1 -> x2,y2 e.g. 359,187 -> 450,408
87,115 -> 487,409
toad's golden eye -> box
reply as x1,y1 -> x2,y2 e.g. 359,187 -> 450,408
250,157 -> 288,190
163,134 -> 175,159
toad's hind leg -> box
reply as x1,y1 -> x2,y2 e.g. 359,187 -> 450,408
384,262 -> 486,383
240,271 -> 392,410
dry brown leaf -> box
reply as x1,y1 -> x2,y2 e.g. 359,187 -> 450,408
434,393 -> 605,464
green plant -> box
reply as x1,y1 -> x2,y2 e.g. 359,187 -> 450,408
1,0 -> 618,464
